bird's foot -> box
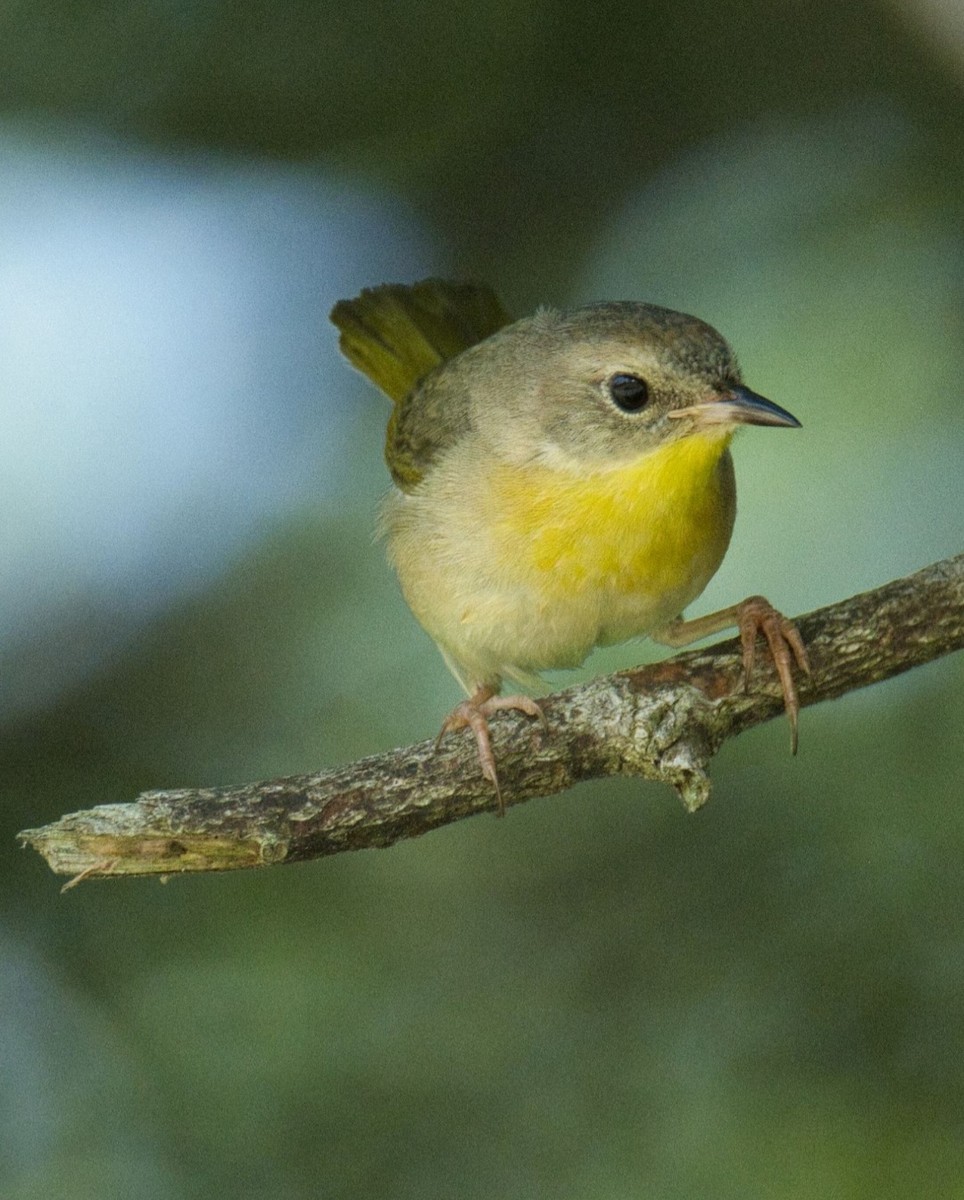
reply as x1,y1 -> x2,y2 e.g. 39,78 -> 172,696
435,686 -> 547,814
736,595 -> 812,754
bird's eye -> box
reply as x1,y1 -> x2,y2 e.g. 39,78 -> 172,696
607,373 -> 650,412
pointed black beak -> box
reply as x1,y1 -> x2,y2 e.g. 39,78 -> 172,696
724,384 -> 801,428
668,384 -> 801,429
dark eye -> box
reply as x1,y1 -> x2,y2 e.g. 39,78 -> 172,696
607,373 -> 650,412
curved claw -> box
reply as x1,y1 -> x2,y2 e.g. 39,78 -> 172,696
435,686 -> 547,814
736,596 -> 812,754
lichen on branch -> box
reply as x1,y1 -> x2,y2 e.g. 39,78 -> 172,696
18,554 -> 964,887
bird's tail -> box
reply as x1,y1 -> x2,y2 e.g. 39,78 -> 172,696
330,278 -> 512,403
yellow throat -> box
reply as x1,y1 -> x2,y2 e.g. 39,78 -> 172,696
488,429 -> 737,603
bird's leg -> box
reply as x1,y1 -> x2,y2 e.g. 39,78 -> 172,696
652,596 -> 811,753
435,685 -> 547,814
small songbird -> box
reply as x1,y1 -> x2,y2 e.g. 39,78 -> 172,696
331,279 -> 810,809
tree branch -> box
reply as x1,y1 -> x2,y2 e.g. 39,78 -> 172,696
18,554 -> 964,886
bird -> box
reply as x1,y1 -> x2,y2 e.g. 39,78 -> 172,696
331,278 -> 810,810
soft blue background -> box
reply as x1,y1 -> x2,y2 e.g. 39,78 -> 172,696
2,3 -> 963,1197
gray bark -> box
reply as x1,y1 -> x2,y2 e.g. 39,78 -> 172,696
18,554 -> 964,888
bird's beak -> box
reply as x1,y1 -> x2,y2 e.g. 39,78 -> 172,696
668,384 -> 801,428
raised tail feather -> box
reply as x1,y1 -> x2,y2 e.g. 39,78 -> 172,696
330,278 -> 513,403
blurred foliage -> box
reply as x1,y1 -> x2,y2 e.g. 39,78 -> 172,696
2,0 -> 962,291
3,0 -> 964,1197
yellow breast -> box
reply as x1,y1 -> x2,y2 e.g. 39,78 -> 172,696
384,428 -> 739,687
488,430 -> 737,609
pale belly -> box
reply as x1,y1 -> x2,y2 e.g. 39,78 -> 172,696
384,434 -> 737,691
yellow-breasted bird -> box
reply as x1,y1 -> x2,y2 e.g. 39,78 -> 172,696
331,279 -> 810,809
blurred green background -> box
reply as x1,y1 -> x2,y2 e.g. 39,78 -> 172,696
2,1 -> 964,1196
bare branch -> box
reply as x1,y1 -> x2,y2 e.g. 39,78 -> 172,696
18,554 -> 964,885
